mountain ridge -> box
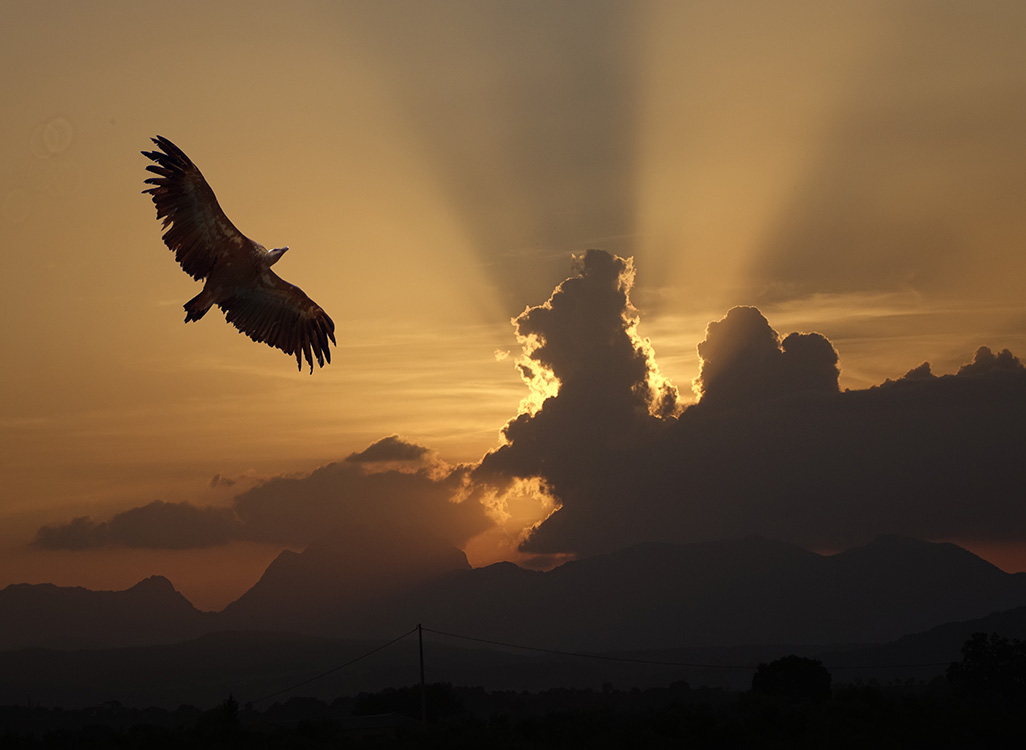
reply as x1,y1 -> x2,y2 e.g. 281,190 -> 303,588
2,534 -> 1024,653
0,575 -> 213,650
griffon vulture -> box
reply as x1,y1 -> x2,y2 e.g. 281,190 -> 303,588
142,136 -> 335,372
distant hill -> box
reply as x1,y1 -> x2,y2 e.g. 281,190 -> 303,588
0,628 -> 706,708
219,524 -> 471,632
2,534 -> 1025,656
6,604 -> 1026,709
0,576 -> 213,650
389,534 -> 1026,651
821,602 -> 1026,682
3,546 -> 1026,708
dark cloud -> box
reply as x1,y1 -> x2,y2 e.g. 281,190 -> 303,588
35,442 -> 490,552
232,460 -> 487,548
345,435 -> 431,464
469,250 -> 685,556
474,250 -> 679,524
34,501 -> 237,550
957,346 -> 1024,377
109,501 -> 238,549
477,251 -> 1026,556
34,516 -> 108,550
694,306 -> 839,407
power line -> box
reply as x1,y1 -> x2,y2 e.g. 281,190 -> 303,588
248,626 -> 418,705
246,623 -> 954,705
423,627 -> 756,670
422,626 -> 953,671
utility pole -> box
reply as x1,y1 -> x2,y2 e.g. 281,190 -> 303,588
418,623 -> 426,726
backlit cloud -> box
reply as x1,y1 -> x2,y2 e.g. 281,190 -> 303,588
476,251 -> 1026,556
471,250 -> 680,553
694,305 -> 840,406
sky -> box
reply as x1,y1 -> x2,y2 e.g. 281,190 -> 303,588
2,1 -> 1026,611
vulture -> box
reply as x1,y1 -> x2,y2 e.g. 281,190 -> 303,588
142,136 -> 335,372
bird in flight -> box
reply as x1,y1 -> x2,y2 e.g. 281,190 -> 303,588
142,136 -> 335,372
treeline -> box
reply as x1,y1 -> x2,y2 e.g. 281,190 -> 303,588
2,632 -> 1024,748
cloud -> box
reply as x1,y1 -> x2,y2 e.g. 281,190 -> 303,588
471,250 -> 680,547
232,459 -> 487,548
957,345 -> 1024,377
475,251 -> 1026,556
108,501 -> 238,548
477,248 -> 678,469
34,501 -> 237,550
345,435 -> 431,465
34,516 -> 107,550
35,441 -> 491,551
693,306 -> 840,407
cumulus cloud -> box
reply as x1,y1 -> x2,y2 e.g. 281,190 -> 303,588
471,250 -> 681,551
693,306 -> 840,407
476,251 -> 1026,556
476,249 -> 678,476
957,345 -> 1024,377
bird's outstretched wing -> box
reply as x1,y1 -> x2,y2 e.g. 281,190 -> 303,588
142,136 -> 248,280
220,270 -> 337,372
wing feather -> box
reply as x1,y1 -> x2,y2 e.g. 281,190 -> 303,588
221,270 -> 336,372
142,136 -> 249,281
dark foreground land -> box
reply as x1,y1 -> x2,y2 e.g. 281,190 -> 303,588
4,634 -> 1026,747
2,678 -> 1025,749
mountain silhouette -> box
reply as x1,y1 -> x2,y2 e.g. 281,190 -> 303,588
2,535 -> 1024,654
0,575 -> 213,649
822,601 -> 1026,677
219,524 -> 471,632
394,535 -> 1026,650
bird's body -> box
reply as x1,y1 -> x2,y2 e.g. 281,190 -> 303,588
142,136 -> 335,372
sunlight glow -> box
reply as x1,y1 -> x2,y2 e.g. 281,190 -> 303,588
511,331 -> 561,416
462,476 -> 561,568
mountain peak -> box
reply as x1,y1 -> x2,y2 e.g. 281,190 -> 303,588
219,524 -> 471,626
128,575 -> 177,593
839,535 -> 1002,572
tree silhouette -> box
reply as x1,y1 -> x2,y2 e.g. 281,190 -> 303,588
196,693 -> 239,741
751,655 -> 831,701
219,693 -> 239,725
947,632 -> 1026,699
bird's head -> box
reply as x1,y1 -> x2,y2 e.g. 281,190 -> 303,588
268,246 -> 289,266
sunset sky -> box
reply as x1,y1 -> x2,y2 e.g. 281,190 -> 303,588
3,1 -> 1026,611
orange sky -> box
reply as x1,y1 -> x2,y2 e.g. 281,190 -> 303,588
3,1 -> 1026,610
